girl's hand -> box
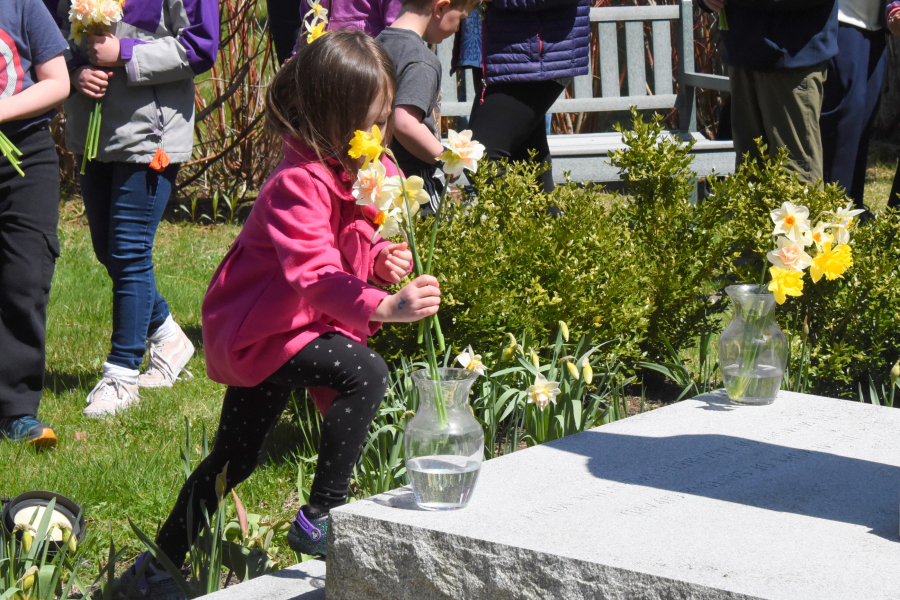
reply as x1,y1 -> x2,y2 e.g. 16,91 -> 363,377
374,242 -> 412,284
87,34 -> 124,67
371,275 -> 441,323
72,66 -> 114,99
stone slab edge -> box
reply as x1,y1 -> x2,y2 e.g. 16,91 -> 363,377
204,557 -> 326,600
326,511 -> 764,600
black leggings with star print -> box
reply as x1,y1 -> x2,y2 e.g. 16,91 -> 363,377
155,332 -> 388,565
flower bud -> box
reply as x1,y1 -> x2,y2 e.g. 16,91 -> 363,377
801,316 -> 809,342
529,348 -> 540,370
58,524 -> 77,554
891,360 -> 900,388
581,358 -> 593,385
21,530 -> 33,553
566,361 -> 580,380
17,566 -> 38,592
559,321 -> 569,342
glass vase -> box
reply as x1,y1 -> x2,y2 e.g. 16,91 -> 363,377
404,368 -> 484,510
718,284 -> 789,405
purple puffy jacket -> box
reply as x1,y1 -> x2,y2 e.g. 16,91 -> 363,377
481,0 -> 590,85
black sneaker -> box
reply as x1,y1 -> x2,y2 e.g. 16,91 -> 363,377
0,416 -> 56,449
286,508 -> 329,557
116,552 -> 186,600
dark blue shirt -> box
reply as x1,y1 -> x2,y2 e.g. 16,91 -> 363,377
0,0 -> 67,135
702,0 -> 839,70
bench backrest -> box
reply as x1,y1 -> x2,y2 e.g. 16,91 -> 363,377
436,0 -> 730,132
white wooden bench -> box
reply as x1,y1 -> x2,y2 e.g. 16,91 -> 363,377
435,0 -> 734,184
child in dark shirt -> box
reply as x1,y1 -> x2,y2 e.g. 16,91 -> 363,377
376,0 -> 479,213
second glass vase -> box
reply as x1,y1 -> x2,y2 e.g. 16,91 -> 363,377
718,284 -> 789,405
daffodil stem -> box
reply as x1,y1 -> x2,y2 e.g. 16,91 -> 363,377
383,150 -> 447,424
0,131 -> 24,177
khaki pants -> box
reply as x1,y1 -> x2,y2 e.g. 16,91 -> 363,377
729,63 -> 827,186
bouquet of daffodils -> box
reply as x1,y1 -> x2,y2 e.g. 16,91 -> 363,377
348,126 -> 485,424
765,200 -> 859,303
68,0 -> 125,174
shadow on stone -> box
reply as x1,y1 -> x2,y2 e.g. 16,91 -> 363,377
541,397 -> 900,542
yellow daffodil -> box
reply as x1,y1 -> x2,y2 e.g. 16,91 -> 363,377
526,374 -> 561,411
456,345 -> 486,376
770,201 -> 812,245
305,19 -> 328,43
305,0 -> 329,22
439,129 -> 486,178
766,236 -> 812,272
348,125 -> 383,168
810,242 -> 853,283
383,175 -> 431,212
767,266 -> 804,304
810,221 -> 833,252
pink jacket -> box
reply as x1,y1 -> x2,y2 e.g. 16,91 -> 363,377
322,0 -> 400,37
202,140 -> 398,408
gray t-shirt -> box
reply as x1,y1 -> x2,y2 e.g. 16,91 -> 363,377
375,28 -> 441,174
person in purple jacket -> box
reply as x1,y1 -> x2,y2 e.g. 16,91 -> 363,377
466,0 -> 590,193
45,0 -> 219,416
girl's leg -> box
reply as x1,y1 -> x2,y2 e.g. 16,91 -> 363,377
103,162 -> 178,371
155,380 -> 294,565
271,333 -> 390,514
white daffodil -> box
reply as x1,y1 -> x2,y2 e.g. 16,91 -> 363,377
439,129 -> 485,178
456,345 -> 486,376
809,221 -> 833,252
831,201 -> 865,229
372,205 -> 405,239
829,201 -> 865,245
305,0 -> 328,22
526,374 -> 561,411
770,201 -> 812,245
352,160 -> 391,206
766,237 -> 812,272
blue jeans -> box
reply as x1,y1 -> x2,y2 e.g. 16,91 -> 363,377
79,161 -> 178,371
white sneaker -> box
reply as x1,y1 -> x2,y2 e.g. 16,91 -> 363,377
138,325 -> 195,388
83,377 -> 141,418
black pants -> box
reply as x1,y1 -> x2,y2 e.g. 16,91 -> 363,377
0,128 -> 60,420
820,23 -> 887,206
267,0 -> 304,63
468,75 -> 566,194
155,332 -> 388,565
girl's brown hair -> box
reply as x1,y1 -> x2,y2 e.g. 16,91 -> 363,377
266,30 -> 397,174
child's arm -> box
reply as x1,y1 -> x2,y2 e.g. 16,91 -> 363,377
0,55 -> 68,123
393,105 -> 445,165
86,0 -> 219,86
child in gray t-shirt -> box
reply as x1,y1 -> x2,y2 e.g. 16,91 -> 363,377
376,0 -> 479,214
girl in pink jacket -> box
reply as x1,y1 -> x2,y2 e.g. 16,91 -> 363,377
120,31 -> 440,597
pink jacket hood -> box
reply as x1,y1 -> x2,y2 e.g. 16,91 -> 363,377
202,140 -> 398,401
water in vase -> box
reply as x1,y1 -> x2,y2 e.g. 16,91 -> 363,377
407,455 -> 481,510
722,364 -> 783,405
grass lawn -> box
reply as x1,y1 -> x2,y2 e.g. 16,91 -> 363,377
0,205 -> 304,570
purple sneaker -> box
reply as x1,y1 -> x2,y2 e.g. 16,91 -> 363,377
116,551 -> 186,600
286,508 -> 329,557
